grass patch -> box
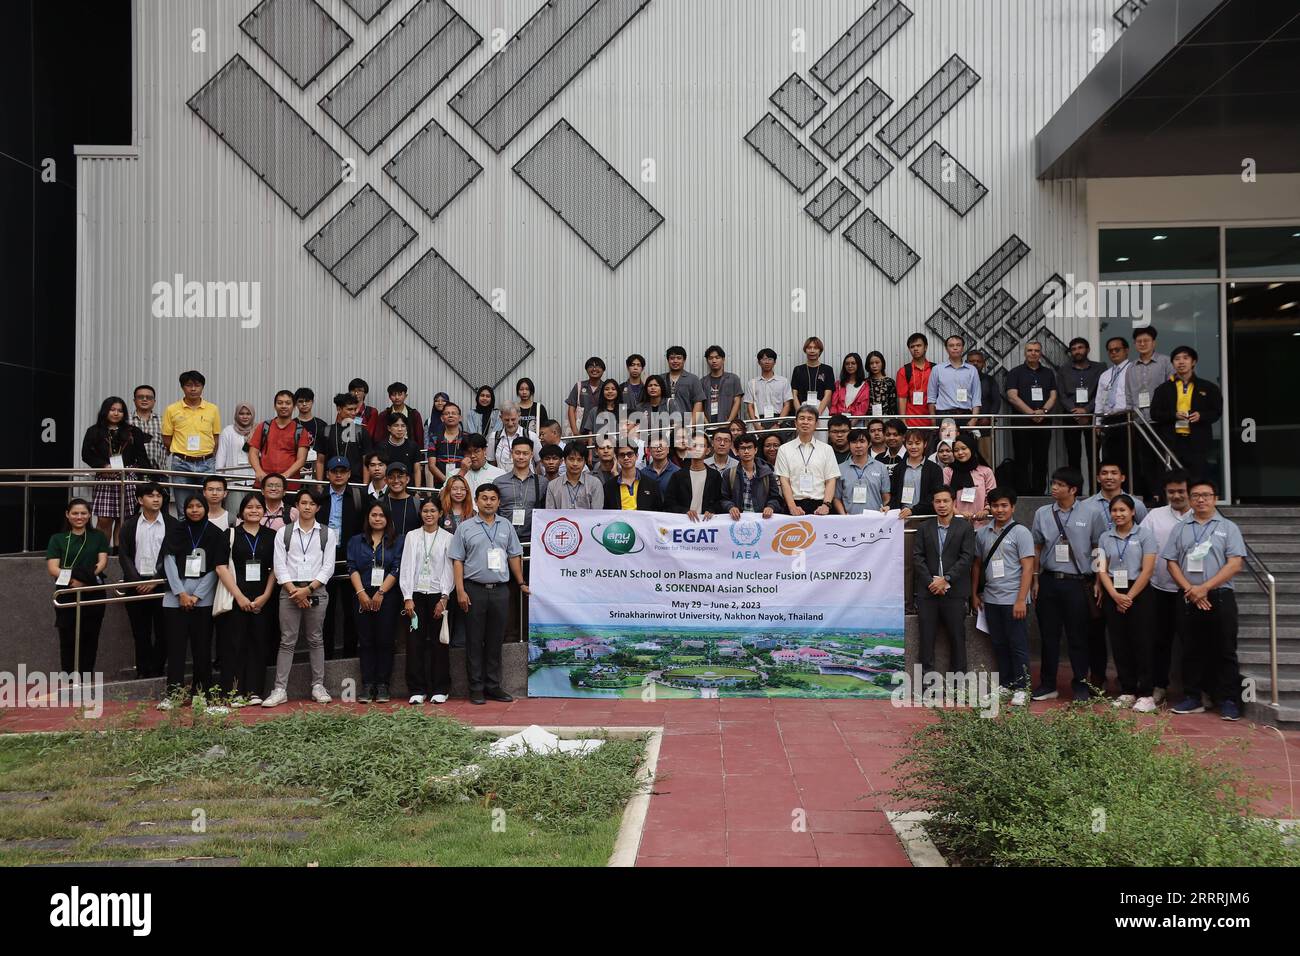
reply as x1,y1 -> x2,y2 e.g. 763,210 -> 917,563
890,703 -> 1300,867
662,666 -> 755,679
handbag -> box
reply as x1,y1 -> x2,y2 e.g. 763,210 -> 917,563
211,528 -> 236,617
439,608 -> 451,645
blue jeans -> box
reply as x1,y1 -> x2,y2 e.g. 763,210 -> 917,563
169,453 -> 214,515
984,602 -> 1030,690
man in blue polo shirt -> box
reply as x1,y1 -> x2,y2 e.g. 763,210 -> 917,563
971,489 -> 1036,704
927,334 -> 981,430
834,429 -> 891,514
1162,478 -> 1247,720
1030,466 -> 1108,702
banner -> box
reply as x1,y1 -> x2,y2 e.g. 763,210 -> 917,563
528,509 -> 904,699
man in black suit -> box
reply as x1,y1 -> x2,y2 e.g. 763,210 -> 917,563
665,431 -> 724,519
1149,346 -> 1223,485
889,429 -> 945,518
319,456 -> 366,659
118,481 -> 177,677
912,486 -> 977,679
603,443 -> 665,512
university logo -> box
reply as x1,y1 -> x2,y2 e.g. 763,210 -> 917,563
771,521 -> 816,556
729,521 -> 762,547
540,518 -> 582,559
595,521 -> 643,556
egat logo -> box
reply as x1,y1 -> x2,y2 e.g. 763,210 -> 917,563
654,525 -> 721,550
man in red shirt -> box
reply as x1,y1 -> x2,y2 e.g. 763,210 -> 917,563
895,332 -> 934,428
249,390 -> 312,482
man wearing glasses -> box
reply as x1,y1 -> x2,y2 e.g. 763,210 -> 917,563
1093,337 -> 1133,475
130,386 -> 167,500
603,443 -> 664,511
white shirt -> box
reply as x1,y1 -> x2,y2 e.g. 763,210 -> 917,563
844,382 -> 863,408
272,521 -> 336,586
215,425 -> 253,475
399,526 -> 454,598
774,437 -> 840,497
490,426 -> 540,468
1094,360 -> 1131,415
453,462 -> 507,500
134,512 -> 167,576
689,467 -> 707,514
1144,503 -> 1192,592
207,510 -> 230,531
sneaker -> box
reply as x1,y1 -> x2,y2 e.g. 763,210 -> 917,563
1152,687 -> 1167,705
1220,700 -> 1241,721
431,694 -> 448,704
469,695 -> 486,705
229,697 -> 248,710
1113,694 -> 1136,709
1030,686 -> 1058,701
1171,696 -> 1205,715
311,684 -> 332,704
375,684 -> 390,703
246,696 -> 263,707
156,698 -> 174,711
408,694 -> 426,705
204,705 -> 231,716
1133,696 -> 1157,713
1071,686 -> 1091,703
357,685 -> 373,704
1010,690 -> 1028,707
261,688 -> 288,708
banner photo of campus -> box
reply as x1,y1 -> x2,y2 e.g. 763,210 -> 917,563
528,510 -> 904,699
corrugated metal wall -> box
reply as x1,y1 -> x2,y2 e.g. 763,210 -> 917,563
76,0 -> 1116,444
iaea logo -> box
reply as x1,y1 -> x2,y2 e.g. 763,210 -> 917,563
729,521 -> 762,547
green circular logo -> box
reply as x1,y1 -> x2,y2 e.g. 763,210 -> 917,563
599,521 -> 639,555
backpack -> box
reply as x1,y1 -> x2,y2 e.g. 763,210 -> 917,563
280,523 -> 329,553
258,419 -> 305,454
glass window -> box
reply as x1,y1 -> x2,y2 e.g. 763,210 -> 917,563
1225,226 -> 1300,278
1099,227 -> 1219,280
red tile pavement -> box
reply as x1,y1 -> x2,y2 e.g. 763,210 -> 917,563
1,697 -> 1296,867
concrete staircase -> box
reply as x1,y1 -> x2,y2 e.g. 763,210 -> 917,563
1219,505 -> 1300,727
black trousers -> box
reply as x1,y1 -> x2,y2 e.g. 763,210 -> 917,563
406,592 -> 450,697
1132,426 -> 1161,499
219,602 -> 273,699
463,581 -> 509,696
322,572 -> 358,659
1149,587 -> 1183,691
915,590 -> 968,675
504,561 -> 531,644
54,593 -> 105,674
1179,590 -> 1241,704
1103,588 -> 1154,696
1012,425 -> 1052,496
1088,614 -> 1110,689
1062,422 -> 1096,495
354,586 -> 399,687
124,594 -> 167,677
1035,573 -> 1092,692
1100,414 -> 1132,477
165,605 -> 214,695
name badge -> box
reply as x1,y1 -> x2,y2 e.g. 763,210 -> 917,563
56,568 -> 72,586
989,558 -> 1005,579
960,486 -> 976,503
762,404 -> 775,418
1112,568 -> 1129,589
901,485 -> 916,506
186,434 -> 201,452
1030,387 -> 1044,403
1054,543 -> 1071,565
871,403 -> 883,418
1138,390 -> 1151,408
1185,539 -> 1211,574
185,551 -> 204,578
797,474 -> 815,496
709,401 -> 720,417
370,566 -> 384,588
912,390 -> 924,407
306,448 -> 318,462
956,387 -> 968,403
245,562 -> 261,583
109,454 -> 124,470
1075,388 -> 1089,405
852,485 -> 868,504
511,508 -> 526,527
353,417 -> 365,427
487,548 -> 505,572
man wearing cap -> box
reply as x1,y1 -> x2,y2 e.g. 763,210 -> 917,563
320,456 -> 365,659
382,462 -> 422,536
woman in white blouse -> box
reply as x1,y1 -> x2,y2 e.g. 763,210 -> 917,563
399,496 -> 454,704
215,402 -> 257,514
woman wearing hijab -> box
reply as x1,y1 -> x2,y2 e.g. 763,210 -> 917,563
158,493 -> 230,709
81,396 -> 151,545
427,392 -> 450,445
469,386 -> 502,437
944,433 -> 997,528
216,401 -> 257,515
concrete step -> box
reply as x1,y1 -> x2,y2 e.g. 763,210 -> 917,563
1237,666 -> 1300,694
1220,506 -> 1300,519
1244,700 -> 1300,727
1243,539 -> 1300,556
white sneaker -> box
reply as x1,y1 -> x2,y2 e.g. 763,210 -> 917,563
431,694 -> 448,704
261,688 -> 288,708
1152,687 -> 1166,705
156,698 -> 174,711
1133,696 -> 1158,713
229,696 -> 248,710
204,705 -> 231,716
1113,694 -> 1137,709
246,696 -> 263,707
311,684 -> 332,704
408,695 -> 426,705
1011,690 -> 1028,707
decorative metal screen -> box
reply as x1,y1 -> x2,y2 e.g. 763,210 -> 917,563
745,113 -> 826,194
240,0 -> 352,89
967,288 -> 1017,337
924,307 -> 965,345
383,250 -> 534,389
966,235 -> 1030,298
451,0 -> 652,153
513,119 -> 664,269
910,142 -> 987,216
843,143 -> 892,194
985,327 -> 1018,361
1113,0 -> 1149,29
188,55 -> 343,219
878,54 -> 980,157
770,73 -> 826,129
385,118 -> 482,220
810,0 -> 913,94
320,0 -> 480,154
804,178 -> 860,233
1033,327 -> 1070,369
941,284 -> 975,318
844,208 -> 919,284
811,77 -> 892,161
305,186 -> 416,297
1008,274 -> 1067,336
342,0 -> 393,23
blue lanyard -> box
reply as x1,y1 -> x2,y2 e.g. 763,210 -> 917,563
481,520 -> 500,549
371,539 -> 385,567
241,529 -> 261,557
565,481 -> 582,508
1113,531 -> 1132,565
1190,519 -> 1216,548
188,521 -> 207,552
850,463 -> 872,482
295,526 -> 316,555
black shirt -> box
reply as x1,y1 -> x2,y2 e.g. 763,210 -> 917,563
790,364 -> 836,406
314,421 -> 373,476
1004,363 -> 1057,412
229,525 -> 276,598
384,495 -> 423,536
377,439 -> 425,475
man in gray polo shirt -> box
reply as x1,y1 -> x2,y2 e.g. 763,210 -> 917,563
451,484 -> 528,705
971,489 -> 1036,703
1030,466 -> 1108,702
493,436 -> 546,645
834,429 -> 890,515
702,345 -> 746,425
1126,326 -> 1174,498
1162,477 -> 1247,720
662,346 -> 705,425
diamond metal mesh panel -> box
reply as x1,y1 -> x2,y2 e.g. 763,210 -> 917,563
513,119 -> 664,269
240,0 -> 352,89
804,178 -> 860,234
942,284 -> 975,318
810,0 -> 912,94
745,113 -> 826,195
383,250 -> 534,389
384,119 -> 482,220
770,73 -> 826,129
878,54 -> 979,157
844,207 -> 919,284
924,307 -> 965,345
342,0 -> 393,23
468,0 -> 652,153
811,78 -> 892,162
985,326 -> 1018,361
967,288 -> 1017,337
909,142 -> 987,217
966,235 -> 1030,298
1007,274 -> 1067,337
304,185 -> 416,296
1031,326 -> 1070,370
843,143 -> 892,194
1113,0 -> 1148,29
188,55 -> 343,219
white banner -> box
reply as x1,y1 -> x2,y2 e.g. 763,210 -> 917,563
528,510 -> 904,699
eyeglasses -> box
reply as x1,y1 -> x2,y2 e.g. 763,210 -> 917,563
1189,492 -> 1215,500
1107,346 -> 1125,353
617,451 -> 638,459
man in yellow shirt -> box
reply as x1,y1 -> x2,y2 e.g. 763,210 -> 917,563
602,443 -> 664,511
161,370 -> 222,516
